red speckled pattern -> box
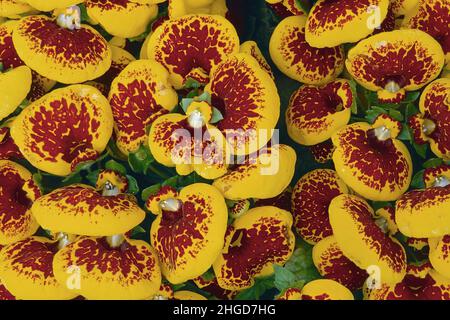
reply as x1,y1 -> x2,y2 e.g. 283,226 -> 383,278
0,22 -> 52,101
315,238 -> 367,290
309,140 -> 335,163
0,237 -> 57,282
334,124 -> 410,193
292,170 -> 346,244
15,16 -> 109,70
403,0 -> 450,57
150,15 -> 239,85
419,80 -> 450,158
307,0 -> 382,34
28,97 -> 100,164
0,281 -> 15,300
41,185 -> 137,216
209,54 -> 267,132
0,128 -> 22,160
109,64 -> 171,154
275,20 -> 344,84
0,162 -> 39,242
269,0 -> 305,18
59,237 -> 158,283
347,32 -> 443,90
216,216 -> 293,289
254,189 -> 292,212
397,187 -> 450,212
86,0 -> 137,11
150,190 -> 220,277
286,80 -> 352,137
194,276 -> 236,300
343,196 -> 406,274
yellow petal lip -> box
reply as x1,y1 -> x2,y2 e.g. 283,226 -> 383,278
346,29 -> 445,99
53,236 -> 161,300
12,15 -> 112,84
329,194 -> 407,284
312,236 -> 367,291
213,206 -> 295,291
395,182 -> 450,238
147,14 -> 239,89
269,15 -> 345,85
0,66 -> 32,121
301,279 -> 354,300
0,236 -> 77,300
173,291 -> 207,300
332,122 -> 412,201
286,79 -> 353,146
291,169 -> 348,245
212,144 -> 296,200
86,0 -> 158,38
168,0 -> 227,18
305,0 -> 390,48
0,160 -> 40,245
32,184 -> 145,236
23,0 -> 85,11
109,59 -> 178,155
205,53 -> 280,156
428,235 -> 450,280
150,183 -> 228,284
11,84 -> 113,176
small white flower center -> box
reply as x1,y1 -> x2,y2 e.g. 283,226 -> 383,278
187,109 -> 205,129
374,126 -> 391,141
56,6 -> 81,30
384,81 -> 400,93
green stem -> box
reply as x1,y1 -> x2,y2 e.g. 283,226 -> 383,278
147,164 -> 170,180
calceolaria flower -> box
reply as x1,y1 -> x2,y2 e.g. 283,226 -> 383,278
11,85 -> 113,176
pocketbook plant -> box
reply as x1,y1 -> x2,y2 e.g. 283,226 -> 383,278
0,0 -> 449,301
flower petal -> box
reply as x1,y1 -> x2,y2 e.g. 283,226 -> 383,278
292,169 -> 348,244
269,16 -> 345,85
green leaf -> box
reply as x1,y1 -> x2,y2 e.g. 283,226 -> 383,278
85,169 -> 100,186
107,139 -> 128,161
411,169 -> 425,189
405,103 -> 420,120
283,240 -> 321,283
234,275 -> 275,300
162,175 -> 178,188
128,144 -> 155,174
141,183 -> 162,201
413,142 -> 428,159
397,125 -> 411,141
273,265 -> 298,292
209,107 -> 224,124
200,269 -> 216,282
105,159 -> 127,175
195,91 -> 211,104
126,175 -> 139,194
388,109 -> 404,122
183,78 -> 201,89
365,106 -> 387,123
130,225 -> 146,237
348,79 -> 358,114
0,62 -> 3,72
423,158 -> 443,169
180,98 -> 194,113
371,201 -> 392,211
402,91 -> 421,104
78,3 -> 89,22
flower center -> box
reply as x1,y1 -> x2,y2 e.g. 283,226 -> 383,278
375,217 -> 389,234
160,198 -> 183,223
186,101 -> 212,129
434,176 -> 450,188
56,6 -> 81,30
102,180 -> 120,197
373,125 -> 391,141
422,118 -> 436,135
384,80 -> 401,93
106,234 -> 126,248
